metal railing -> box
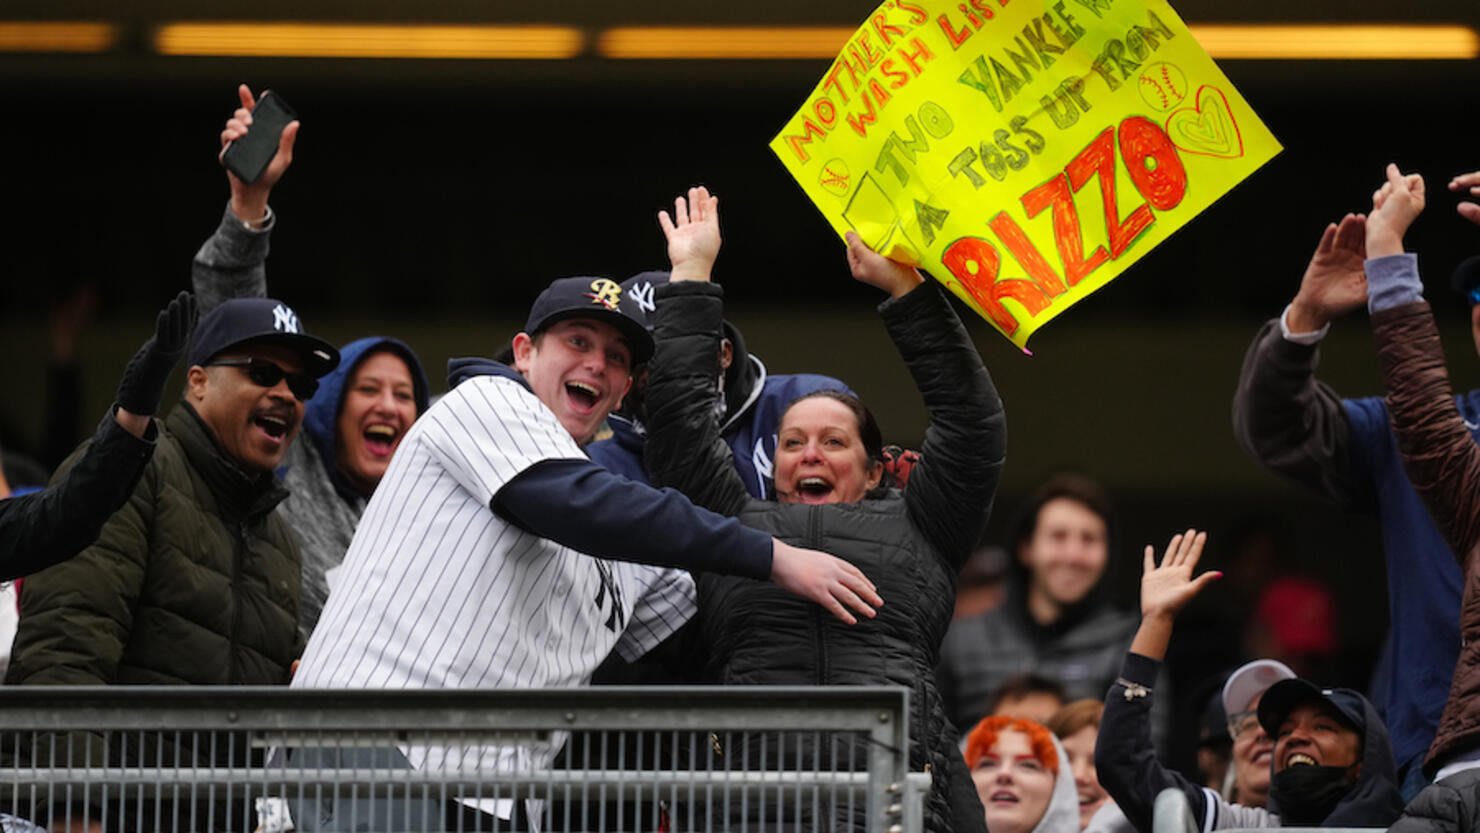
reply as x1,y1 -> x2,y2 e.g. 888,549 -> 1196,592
1151,787 -> 1385,833
0,685 -> 927,832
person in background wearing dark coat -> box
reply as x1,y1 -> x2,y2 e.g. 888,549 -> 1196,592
1353,162 -> 1480,833
1096,529 -> 1403,832
0,292 -> 194,580
939,475 -> 1147,740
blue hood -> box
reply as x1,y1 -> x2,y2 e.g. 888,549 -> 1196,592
302,336 -> 431,501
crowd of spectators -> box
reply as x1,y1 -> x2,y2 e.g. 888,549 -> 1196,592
6,86 -> 1480,833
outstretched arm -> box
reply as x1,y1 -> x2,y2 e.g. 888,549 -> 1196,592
1097,531 -> 1241,833
193,84 -> 298,313
0,292 -> 193,580
1232,216 -> 1371,510
1367,164 -> 1480,564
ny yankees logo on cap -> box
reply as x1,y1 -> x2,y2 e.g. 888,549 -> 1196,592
627,280 -> 657,315
272,303 -> 300,334
584,278 -> 623,312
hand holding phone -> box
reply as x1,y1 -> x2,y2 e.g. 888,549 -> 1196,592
220,88 -> 298,186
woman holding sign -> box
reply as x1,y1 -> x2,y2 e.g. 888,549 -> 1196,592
643,186 -> 1004,832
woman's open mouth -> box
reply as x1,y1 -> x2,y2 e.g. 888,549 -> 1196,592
797,477 -> 834,503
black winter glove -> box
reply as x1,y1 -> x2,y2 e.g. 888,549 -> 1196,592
116,291 -> 196,416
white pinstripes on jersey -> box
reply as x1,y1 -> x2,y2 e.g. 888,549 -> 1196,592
294,374 -> 695,773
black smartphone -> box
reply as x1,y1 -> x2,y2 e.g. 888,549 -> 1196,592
221,91 -> 297,185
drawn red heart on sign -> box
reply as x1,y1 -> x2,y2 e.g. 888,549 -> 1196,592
1165,85 -> 1244,158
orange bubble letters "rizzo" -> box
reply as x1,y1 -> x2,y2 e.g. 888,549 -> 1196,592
941,116 -> 1187,335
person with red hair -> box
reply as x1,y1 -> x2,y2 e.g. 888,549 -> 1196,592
964,716 -> 1081,833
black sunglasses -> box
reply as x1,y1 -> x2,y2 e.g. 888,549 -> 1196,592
208,357 -> 318,402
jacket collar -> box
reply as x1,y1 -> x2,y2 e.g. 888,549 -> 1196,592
167,403 -> 290,524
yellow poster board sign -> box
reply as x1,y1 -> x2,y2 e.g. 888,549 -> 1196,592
770,0 -> 1280,348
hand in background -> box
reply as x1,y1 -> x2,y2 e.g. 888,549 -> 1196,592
1287,214 -> 1367,333
220,84 -> 299,227
1367,163 -> 1425,258
659,186 -> 721,283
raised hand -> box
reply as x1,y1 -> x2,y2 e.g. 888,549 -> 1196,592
219,84 -> 300,226
769,539 -> 883,625
1449,170 -> 1480,227
658,186 -> 721,283
116,292 -> 197,418
845,231 -> 924,299
1287,214 -> 1368,333
1367,163 -> 1425,258
1139,528 -> 1217,622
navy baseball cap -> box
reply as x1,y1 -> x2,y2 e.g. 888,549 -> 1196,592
1257,678 -> 1365,738
188,298 -> 340,378
525,276 -> 654,364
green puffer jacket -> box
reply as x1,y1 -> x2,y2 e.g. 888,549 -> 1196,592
6,402 -> 303,687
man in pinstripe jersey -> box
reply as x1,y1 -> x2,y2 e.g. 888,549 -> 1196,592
291,276 -> 880,829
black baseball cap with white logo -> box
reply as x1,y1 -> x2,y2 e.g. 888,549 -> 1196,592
187,298 -> 340,378
525,276 -> 654,364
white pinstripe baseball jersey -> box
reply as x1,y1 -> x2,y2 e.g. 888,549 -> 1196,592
293,372 -> 696,776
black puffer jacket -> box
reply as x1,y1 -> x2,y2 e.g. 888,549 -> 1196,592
644,280 -> 1005,832
1391,769 -> 1480,833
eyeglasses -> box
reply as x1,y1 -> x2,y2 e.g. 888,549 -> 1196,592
1468,285 -> 1480,306
1228,710 -> 1262,741
208,357 -> 318,402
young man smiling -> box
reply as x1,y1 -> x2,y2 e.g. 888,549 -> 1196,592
294,275 -> 880,829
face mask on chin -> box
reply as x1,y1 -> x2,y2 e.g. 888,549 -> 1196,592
1270,764 -> 1358,824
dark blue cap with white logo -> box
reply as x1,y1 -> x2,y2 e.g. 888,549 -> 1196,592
525,276 -> 654,364
187,298 -> 340,378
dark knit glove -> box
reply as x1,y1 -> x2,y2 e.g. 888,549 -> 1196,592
116,291 -> 196,416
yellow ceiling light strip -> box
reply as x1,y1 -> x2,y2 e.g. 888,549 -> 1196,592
153,22 -> 585,59
0,22 -> 116,52
1189,24 -> 1479,59
598,23 -> 1478,61
599,27 -> 853,59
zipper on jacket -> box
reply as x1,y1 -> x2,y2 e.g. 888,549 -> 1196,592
230,520 -> 246,684
807,506 -> 828,685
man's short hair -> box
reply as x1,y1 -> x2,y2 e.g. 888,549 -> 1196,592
986,672 -> 1068,716
1010,472 -> 1115,554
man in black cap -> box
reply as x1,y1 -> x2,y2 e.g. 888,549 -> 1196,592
7,296 -> 341,692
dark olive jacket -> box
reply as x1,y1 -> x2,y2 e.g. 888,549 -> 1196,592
1373,300 -> 1480,775
6,403 -> 303,688
644,280 -> 1005,833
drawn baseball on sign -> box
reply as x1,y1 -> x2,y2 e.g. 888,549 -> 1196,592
819,158 -> 852,197
1166,85 -> 1245,158
1138,62 -> 1187,111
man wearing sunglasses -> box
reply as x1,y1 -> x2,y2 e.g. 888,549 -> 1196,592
8,297 -> 339,701
1234,216 -> 1480,800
